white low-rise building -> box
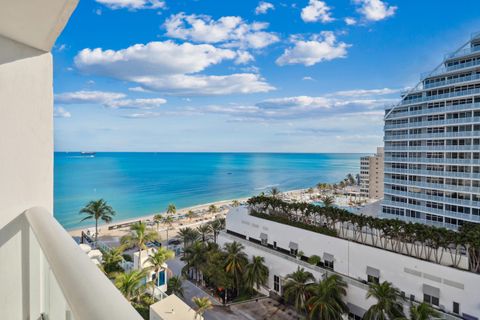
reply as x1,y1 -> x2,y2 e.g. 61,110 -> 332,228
218,206 -> 480,319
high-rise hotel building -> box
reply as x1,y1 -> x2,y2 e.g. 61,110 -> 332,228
383,33 -> 480,229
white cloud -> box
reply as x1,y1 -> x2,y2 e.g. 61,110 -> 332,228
55,90 -> 126,104
327,87 -> 400,97
95,0 -> 165,10
302,76 -> 315,81
344,17 -> 357,25
154,87 -> 397,121
301,0 -> 334,23
276,32 -> 349,66
255,1 -> 274,14
354,0 -> 397,21
55,90 -> 167,109
235,51 -> 255,64
164,13 -> 279,49
74,41 -> 274,95
54,107 -> 71,118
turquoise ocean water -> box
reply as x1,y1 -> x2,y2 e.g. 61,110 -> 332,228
54,153 -> 365,230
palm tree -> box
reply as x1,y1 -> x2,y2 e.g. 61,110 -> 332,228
208,204 -> 218,215
269,187 -> 281,198
79,199 -> 115,243
322,195 -> 335,208
409,303 -> 440,320
363,281 -> 405,320
166,203 -> 176,215
244,256 -> 269,292
209,218 -> 225,243
121,221 -> 158,269
101,245 -> 125,276
197,224 -> 211,242
186,210 -> 196,221
282,267 -> 315,313
115,269 -> 149,302
224,241 -> 248,296
178,227 -> 200,249
307,274 -> 348,320
192,296 -> 213,319
162,215 -> 175,246
145,247 -> 175,286
166,276 -> 184,297
183,241 -> 206,282
153,214 -> 162,232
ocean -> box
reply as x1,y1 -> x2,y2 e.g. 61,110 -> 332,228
54,152 -> 365,230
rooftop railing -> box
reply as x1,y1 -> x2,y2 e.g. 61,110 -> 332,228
16,207 -> 143,320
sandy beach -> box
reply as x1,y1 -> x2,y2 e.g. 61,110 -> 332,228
69,187 -> 377,248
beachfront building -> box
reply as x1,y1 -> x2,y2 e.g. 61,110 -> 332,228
219,205 -> 479,319
0,2 -> 143,319
360,147 -> 384,199
383,32 -> 480,228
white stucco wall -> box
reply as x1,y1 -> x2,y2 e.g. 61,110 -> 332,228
0,34 -> 54,320
223,207 -> 479,318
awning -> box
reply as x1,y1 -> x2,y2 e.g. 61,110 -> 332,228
423,284 -> 440,298
260,233 -> 268,240
347,303 -> 366,317
289,242 -> 298,250
323,252 -> 334,262
366,266 -> 380,278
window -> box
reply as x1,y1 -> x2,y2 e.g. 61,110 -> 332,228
453,302 -> 460,314
367,275 -> 379,284
324,260 -> 334,270
423,294 -> 439,306
274,275 -> 280,292
273,241 -> 277,249
348,313 -> 362,320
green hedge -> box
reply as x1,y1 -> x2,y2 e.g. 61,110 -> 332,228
250,210 -> 337,237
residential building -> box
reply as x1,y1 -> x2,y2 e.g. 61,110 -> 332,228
383,32 -> 480,228
0,2 -> 142,319
360,147 -> 384,199
219,206 -> 478,319
150,294 -> 203,320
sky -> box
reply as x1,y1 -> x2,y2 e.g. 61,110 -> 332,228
53,0 -> 480,153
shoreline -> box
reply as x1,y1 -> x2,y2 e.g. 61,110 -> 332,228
69,187 -> 377,244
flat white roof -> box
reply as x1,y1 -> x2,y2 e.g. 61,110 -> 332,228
150,295 -> 202,320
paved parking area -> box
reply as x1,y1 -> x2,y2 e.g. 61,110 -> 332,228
230,298 -> 301,320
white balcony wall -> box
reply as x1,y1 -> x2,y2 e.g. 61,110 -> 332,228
0,34 -> 54,320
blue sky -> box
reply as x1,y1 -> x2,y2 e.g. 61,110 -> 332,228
53,0 -> 480,152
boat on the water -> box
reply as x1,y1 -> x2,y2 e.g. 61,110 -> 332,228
80,152 -> 96,156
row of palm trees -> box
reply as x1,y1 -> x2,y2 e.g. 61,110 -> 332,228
283,267 -> 439,320
180,234 -> 268,302
248,195 -> 480,272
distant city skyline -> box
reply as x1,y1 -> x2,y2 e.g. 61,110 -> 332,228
53,0 -> 480,152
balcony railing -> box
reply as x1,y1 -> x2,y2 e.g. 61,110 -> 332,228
384,157 -> 480,165
385,116 -> 480,130
384,188 -> 480,208
421,58 -> 480,80
424,72 -> 480,89
384,167 -> 480,179
386,102 -> 480,119
13,207 -> 143,320
383,178 -> 480,193
384,131 -> 479,141
401,87 -> 480,106
384,145 -> 479,152
382,200 -> 480,221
